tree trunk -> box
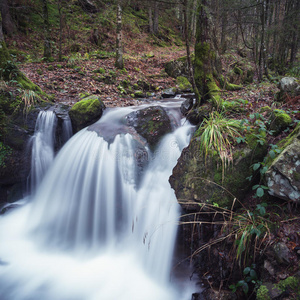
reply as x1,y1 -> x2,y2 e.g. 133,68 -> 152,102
148,6 -> 153,34
115,2 -> 124,69
58,0 -> 63,61
153,1 -> 159,34
183,0 -> 200,102
0,11 -> 10,78
0,0 -> 16,36
41,0 -> 52,60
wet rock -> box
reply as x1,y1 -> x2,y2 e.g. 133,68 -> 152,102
69,95 -> 106,132
257,282 -> 282,299
161,88 -> 176,98
265,124 -> 300,202
126,106 -> 172,148
170,131 -> 267,210
180,98 -> 194,115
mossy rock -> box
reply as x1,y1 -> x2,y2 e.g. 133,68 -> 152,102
257,277 -> 300,300
276,77 -> 300,102
269,109 -> 292,135
176,76 -> 192,92
125,106 -> 172,149
169,131 -> 268,210
133,90 -> 144,98
265,123 -> 300,202
165,55 -> 190,79
69,95 -> 106,133
222,100 -> 246,113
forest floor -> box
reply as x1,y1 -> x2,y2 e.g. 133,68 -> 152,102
19,45 -> 299,117
20,46 -> 186,107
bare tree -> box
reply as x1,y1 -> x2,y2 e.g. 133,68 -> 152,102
115,0 -> 124,69
41,0 -> 52,60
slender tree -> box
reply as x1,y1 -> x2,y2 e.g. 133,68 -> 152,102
182,0 -> 200,102
41,0 -> 52,60
115,0 -> 124,69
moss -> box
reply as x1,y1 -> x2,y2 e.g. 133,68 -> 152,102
260,106 -> 272,114
256,285 -> 271,300
0,142 -> 12,168
176,76 -> 192,92
206,74 -> 222,107
225,82 -> 243,91
222,100 -> 245,113
269,109 -> 292,135
275,276 -> 300,295
93,67 -> 105,74
16,73 -> 42,93
69,95 -> 105,132
234,66 -> 243,76
194,42 -> 210,86
134,91 -> 144,98
293,172 -> 300,181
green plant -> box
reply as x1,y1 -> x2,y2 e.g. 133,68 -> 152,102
232,205 -> 270,267
0,142 -> 12,168
195,111 -> 244,180
180,199 -> 272,270
15,90 -> 40,114
230,264 -> 261,295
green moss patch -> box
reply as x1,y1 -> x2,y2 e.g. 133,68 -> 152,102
69,95 -> 106,132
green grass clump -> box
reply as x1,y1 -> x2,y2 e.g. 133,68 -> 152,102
196,111 -> 243,180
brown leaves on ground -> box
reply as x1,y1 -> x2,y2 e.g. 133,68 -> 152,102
20,46 -> 186,107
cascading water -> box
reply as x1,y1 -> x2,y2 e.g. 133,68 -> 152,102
0,101 -> 195,300
29,110 -> 57,193
61,116 -> 73,143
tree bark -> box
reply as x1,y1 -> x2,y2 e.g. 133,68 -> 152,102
148,6 -> 153,34
183,0 -> 200,102
58,0 -> 62,61
115,1 -> 124,69
41,0 -> 52,60
153,1 -> 159,34
0,0 -> 16,36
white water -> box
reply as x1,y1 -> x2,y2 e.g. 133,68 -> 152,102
62,117 -> 73,143
0,104 -> 194,300
29,110 -> 57,193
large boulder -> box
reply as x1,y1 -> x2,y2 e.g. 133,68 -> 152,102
125,106 -> 172,149
265,124 -> 300,202
165,56 -> 189,79
69,95 -> 106,133
169,132 -> 268,210
276,77 -> 300,102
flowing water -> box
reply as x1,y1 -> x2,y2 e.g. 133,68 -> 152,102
0,101 -> 195,300
29,110 -> 57,193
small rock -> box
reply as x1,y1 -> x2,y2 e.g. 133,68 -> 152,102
264,260 -> 275,276
273,242 -> 291,265
161,88 -> 176,98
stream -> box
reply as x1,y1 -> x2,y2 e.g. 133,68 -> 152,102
0,99 -> 196,300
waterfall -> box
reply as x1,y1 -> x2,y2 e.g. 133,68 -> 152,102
62,116 -> 73,143
0,103 -> 194,300
29,110 -> 57,193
